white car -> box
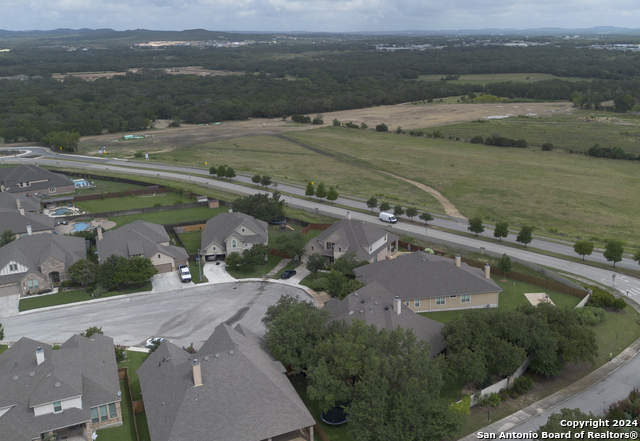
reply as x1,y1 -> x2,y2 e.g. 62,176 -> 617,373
145,337 -> 165,348
179,265 -> 192,283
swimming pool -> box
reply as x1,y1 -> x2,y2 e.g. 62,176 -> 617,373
72,222 -> 91,232
53,208 -> 71,216
73,179 -> 92,188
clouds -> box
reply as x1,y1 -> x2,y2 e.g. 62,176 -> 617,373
1,0 -> 640,32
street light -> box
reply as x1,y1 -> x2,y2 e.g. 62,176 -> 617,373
612,273 -> 616,288
197,249 -> 202,282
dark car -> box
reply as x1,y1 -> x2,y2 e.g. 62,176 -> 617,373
280,270 -> 297,279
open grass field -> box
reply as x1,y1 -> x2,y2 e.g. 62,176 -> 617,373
74,178 -> 147,194
418,73 -> 589,85
108,206 -> 223,228
76,193 -> 195,212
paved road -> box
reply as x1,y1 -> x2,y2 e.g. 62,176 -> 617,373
2,281 -> 314,348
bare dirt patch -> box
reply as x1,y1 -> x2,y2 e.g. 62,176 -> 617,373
52,66 -> 243,81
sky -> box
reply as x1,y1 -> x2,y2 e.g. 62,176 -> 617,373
2,0 -> 640,33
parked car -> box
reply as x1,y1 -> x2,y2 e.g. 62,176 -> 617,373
379,212 -> 397,223
145,337 -> 165,348
179,265 -> 192,283
281,270 -> 297,279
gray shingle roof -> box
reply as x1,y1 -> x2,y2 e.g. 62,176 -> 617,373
355,251 -> 502,299
0,334 -> 121,441
138,323 -> 315,441
201,212 -> 268,252
0,208 -> 54,235
97,220 -> 188,262
309,219 -> 397,261
0,234 -> 86,286
323,282 -> 446,356
0,165 -> 73,194
0,193 -> 41,212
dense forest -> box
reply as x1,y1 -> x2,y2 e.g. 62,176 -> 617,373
2,34 -> 640,148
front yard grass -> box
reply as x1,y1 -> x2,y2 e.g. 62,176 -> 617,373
188,260 -> 208,284
19,282 -> 153,312
0,345 -> 7,354
226,255 -> 283,279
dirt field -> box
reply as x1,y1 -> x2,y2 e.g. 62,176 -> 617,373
80,101 -> 574,151
52,66 -> 243,81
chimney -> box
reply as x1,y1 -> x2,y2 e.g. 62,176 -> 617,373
346,211 -> 351,220
26,224 -> 32,236
484,264 -> 491,279
36,347 -> 45,365
394,296 -> 401,315
16,198 -> 21,210
97,226 -> 103,241
19,205 -> 25,216
192,359 -> 203,387
455,255 -> 461,267
228,208 -> 233,213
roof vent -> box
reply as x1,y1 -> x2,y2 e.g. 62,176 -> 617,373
422,259 -> 425,262
385,306 -> 389,310
46,373 -> 51,378
349,311 -> 354,315
215,353 -> 220,359
203,356 -> 210,361
360,299 -> 365,304
118,391 -> 122,397
29,372 -> 35,377
55,382 -> 61,388
229,350 -> 234,355
359,309 -> 364,314
374,301 -> 378,305
12,375 -> 18,381
354,292 -> 358,296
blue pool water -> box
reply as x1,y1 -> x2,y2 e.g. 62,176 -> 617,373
53,208 -> 71,216
73,179 -> 92,188
72,222 -> 90,232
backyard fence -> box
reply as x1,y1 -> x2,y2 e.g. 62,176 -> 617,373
117,367 -> 142,441
469,357 -> 531,407
73,186 -> 168,202
66,201 -> 209,221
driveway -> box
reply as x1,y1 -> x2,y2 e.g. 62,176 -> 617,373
151,271 -> 196,292
203,261 -> 237,283
3,282 -> 315,349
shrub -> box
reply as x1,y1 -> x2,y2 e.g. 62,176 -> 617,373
575,306 -> 606,326
332,118 -> 341,126
291,115 -> 311,124
498,388 -> 509,401
450,395 -> 471,415
375,123 -> 389,132
114,345 -> 127,362
488,392 -> 502,408
508,388 -> 519,399
133,151 -> 144,158
310,277 -> 330,291
182,343 -> 197,354
513,376 -> 533,395
470,136 -> 484,144
541,142 -> 554,151
587,285 -> 626,309
344,121 -> 360,129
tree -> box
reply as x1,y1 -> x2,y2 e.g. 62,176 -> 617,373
604,239 -> 624,268
225,252 -> 241,271
274,233 -> 307,260
574,240 -> 595,261
329,252 -> 359,276
225,167 -> 236,179
209,166 -> 217,176
216,165 -> 226,177
614,94 -> 636,112
127,256 -> 158,286
516,225 -> 535,247
326,186 -> 339,204
634,249 -> 640,265
448,348 -> 487,389
305,181 -> 315,199
393,205 -> 404,218
0,322 -> 4,340
0,230 -> 15,247
326,269 -> 364,299
260,175 -> 272,188
497,254 -> 512,278
468,217 -> 484,236
306,253 -> 326,275
315,182 -> 327,200
42,130 -> 81,152
493,221 -> 509,241
375,123 -> 388,132
96,255 -> 128,290
405,207 -> 418,220
332,118 -> 341,126
419,212 -> 434,224
379,202 -> 391,212
541,143 -> 554,151
262,295 -> 329,372
232,192 -> 285,222
395,126 -> 402,134
251,174 -> 261,186
66,259 -> 97,286
80,326 -> 104,338
366,196 -> 378,212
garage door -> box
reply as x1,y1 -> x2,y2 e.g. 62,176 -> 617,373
155,263 -> 173,274
0,283 -> 20,297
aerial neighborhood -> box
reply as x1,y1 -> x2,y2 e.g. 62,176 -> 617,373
1,26 -> 640,441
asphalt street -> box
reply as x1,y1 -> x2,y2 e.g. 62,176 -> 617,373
2,281 -> 314,348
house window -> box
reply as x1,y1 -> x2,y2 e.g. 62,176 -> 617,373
91,407 -> 99,423
326,242 -> 334,250
53,401 -> 62,413
311,246 -> 314,250
414,299 -> 420,307
27,280 -> 39,290
108,403 -> 117,419
373,255 -> 377,262
242,228 -> 245,232
232,240 -> 237,248
49,187 -> 56,193
100,405 -> 108,421
461,294 -> 471,303
9,263 -> 17,272
338,247 -> 341,252
436,296 -> 445,305
450,295 -> 457,298
213,247 -> 216,251
404,301 -> 410,307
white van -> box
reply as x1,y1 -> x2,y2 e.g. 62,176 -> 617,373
379,212 -> 397,223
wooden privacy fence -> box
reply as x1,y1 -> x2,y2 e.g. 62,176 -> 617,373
73,186 -> 168,202
301,223 -> 333,235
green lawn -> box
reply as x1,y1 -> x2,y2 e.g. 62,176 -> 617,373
418,73 -> 589,85
177,231 -> 202,254
109,207 -> 224,228
95,379 -> 137,441
289,375 -> 354,441
421,274 -> 582,323
77,178 -> 147,195
76,193 -> 195,212
188,260 -> 208,284
226,255 -> 283,279
0,345 -> 7,354
136,412 -> 151,441
118,351 -> 150,401
19,282 -> 152,312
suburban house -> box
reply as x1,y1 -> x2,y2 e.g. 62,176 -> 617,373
0,234 -> 86,297
354,251 -> 502,313
0,192 -> 41,213
324,281 -> 446,356
96,221 -> 188,273
0,334 -> 122,441
138,322 -> 316,441
303,219 -> 398,263
0,192 -> 53,238
200,211 -> 268,260
0,164 -> 75,197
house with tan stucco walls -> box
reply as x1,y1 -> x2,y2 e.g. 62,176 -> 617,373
304,219 -> 398,264
199,212 -> 268,260
354,251 -> 502,312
